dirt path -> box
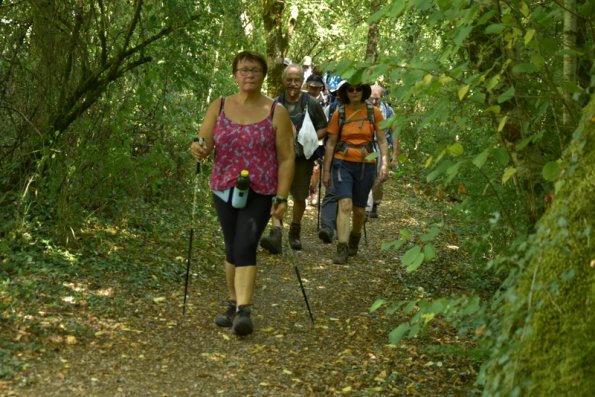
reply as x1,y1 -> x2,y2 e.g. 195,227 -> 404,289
3,176 -> 480,396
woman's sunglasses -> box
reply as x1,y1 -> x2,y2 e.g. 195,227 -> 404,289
347,86 -> 363,93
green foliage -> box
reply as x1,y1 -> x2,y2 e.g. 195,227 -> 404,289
381,226 -> 440,272
371,293 -> 484,345
0,0 -> 249,241
479,97 -> 595,397
342,1 -> 594,395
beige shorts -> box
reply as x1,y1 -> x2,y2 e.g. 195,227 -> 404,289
290,157 -> 315,200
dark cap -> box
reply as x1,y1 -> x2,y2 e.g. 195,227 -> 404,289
305,74 -> 325,90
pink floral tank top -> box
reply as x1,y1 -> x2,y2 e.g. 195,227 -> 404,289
210,98 -> 278,195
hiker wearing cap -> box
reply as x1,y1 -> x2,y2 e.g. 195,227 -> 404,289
322,82 -> 389,264
260,64 -> 328,254
305,74 -> 327,109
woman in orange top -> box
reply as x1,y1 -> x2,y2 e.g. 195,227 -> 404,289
322,82 -> 389,264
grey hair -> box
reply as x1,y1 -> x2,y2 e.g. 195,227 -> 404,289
282,63 -> 304,81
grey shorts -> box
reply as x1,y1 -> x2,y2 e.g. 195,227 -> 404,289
290,156 -> 315,200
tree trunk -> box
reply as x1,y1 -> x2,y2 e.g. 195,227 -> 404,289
262,0 -> 289,96
562,0 -> 577,128
365,0 -> 382,62
484,96 -> 595,396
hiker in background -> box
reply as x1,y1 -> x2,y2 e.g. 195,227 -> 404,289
260,64 -> 328,253
190,51 -> 295,336
302,56 -> 313,81
366,83 -> 399,218
304,74 -> 327,207
322,81 -> 389,264
323,69 -> 342,101
317,80 -> 347,244
304,74 -> 327,108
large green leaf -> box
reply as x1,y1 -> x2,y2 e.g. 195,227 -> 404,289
420,227 -> 440,242
447,142 -> 464,157
485,23 -> 506,34
402,246 -> 425,272
473,148 -> 490,169
501,167 -> 518,185
512,63 -> 539,74
497,86 -> 516,103
388,323 -> 410,345
542,161 -> 561,181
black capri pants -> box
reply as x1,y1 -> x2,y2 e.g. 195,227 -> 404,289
212,191 -> 272,267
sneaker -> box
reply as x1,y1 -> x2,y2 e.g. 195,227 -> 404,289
232,305 -> 253,336
318,227 -> 333,244
214,300 -> 236,328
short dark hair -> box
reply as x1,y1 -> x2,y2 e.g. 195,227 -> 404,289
232,51 -> 268,76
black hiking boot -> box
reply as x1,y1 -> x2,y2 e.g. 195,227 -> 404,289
214,300 -> 236,328
260,226 -> 282,254
369,203 -> 379,218
232,305 -> 253,336
348,231 -> 362,257
318,227 -> 333,244
288,222 -> 302,250
333,242 -> 349,264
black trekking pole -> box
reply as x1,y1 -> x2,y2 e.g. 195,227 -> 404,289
316,161 -> 323,231
363,216 -> 368,245
286,240 -> 314,324
295,265 -> 315,324
182,137 -> 204,317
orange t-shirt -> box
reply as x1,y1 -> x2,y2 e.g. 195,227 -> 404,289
327,105 -> 384,163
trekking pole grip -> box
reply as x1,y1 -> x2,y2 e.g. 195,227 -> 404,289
193,137 -> 205,174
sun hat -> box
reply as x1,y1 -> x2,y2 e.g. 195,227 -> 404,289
331,79 -> 348,94
337,81 -> 372,103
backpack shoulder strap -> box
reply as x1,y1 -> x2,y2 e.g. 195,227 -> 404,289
338,104 -> 346,142
219,96 -> 225,114
300,93 -> 309,112
366,101 -> 375,128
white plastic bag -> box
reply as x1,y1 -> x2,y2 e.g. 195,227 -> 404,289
297,108 -> 319,159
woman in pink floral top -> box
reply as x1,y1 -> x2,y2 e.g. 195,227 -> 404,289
191,51 -> 294,336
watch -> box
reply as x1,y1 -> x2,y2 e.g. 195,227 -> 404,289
272,196 -> 288,204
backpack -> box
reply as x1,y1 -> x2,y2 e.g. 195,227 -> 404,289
335,101 -> 376,155
277,92 -> 323,160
